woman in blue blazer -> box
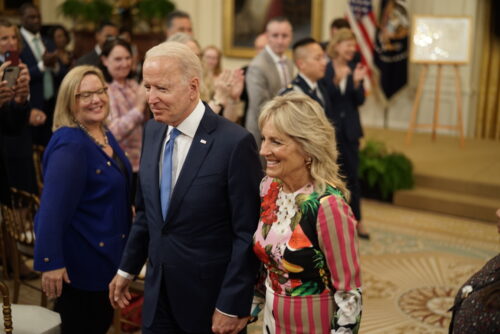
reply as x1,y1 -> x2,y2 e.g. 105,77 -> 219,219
322,28 -> 370,239
34,66 -> 132,334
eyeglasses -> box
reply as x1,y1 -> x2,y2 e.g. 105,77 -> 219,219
75,87 -> 108,102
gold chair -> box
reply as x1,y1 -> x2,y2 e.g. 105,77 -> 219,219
6,188 -> 46,307
0,209 -> 10,281
0,279 -> 60,333
0,280 -> 13,333
32,145 -> 45,195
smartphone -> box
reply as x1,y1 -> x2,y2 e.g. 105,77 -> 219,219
2,66 -> 20,88
4,50 -> 19,66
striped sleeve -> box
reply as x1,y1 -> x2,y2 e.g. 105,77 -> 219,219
317,195 -> 362,291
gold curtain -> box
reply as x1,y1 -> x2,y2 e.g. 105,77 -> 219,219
475,0 -> 500,140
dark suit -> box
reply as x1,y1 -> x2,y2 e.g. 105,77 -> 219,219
119,104 -> 262,332
20,33 -> 65,146
75,49 -> 100,67
0,56 -> 37,194
0,101 -> 30,204
321,61 -> 364,220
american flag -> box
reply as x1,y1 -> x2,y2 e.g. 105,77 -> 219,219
346,0 -> 377,79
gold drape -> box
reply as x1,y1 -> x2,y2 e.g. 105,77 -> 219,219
475,0 -> 500,140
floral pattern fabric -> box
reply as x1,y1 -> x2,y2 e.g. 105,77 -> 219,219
253,176 -> 362,334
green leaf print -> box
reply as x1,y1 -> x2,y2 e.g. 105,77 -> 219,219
291,280 -> 323,296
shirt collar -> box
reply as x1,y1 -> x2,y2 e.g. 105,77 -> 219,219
20,27 -> 41,41
169,99 -> 205,138
298,73 -> 317,90
95,45 -> 102,55
265,45 -> 287,64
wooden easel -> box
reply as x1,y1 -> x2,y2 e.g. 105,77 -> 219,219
405,63 -> 465,147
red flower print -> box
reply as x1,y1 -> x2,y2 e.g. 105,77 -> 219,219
253,241 -> 270,265
260,181 -> 280,225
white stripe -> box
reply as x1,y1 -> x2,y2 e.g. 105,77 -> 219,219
361,15 -> 376,43
346,8 -> 374,67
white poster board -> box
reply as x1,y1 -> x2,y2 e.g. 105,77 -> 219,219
410,16 -> 472,64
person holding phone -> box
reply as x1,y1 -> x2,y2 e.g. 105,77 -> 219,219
0,18 -> 39,195
0,19 -> 40,280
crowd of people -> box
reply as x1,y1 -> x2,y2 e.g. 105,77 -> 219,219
0,4 -> 498,334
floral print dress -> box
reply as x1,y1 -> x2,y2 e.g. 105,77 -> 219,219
252,176 -> 362,334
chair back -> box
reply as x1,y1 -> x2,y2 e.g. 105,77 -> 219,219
32,145 -> 45,194
8,188 -> 38,256
0,281 -> 13,333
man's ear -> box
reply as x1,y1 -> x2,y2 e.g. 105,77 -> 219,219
189,77 -> 200,99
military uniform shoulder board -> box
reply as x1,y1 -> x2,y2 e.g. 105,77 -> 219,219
278,84 -> 295,96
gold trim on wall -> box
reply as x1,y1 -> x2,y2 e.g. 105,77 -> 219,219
223,0 -> 323,59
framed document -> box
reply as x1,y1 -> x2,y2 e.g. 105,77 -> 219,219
410,15 -> 472,64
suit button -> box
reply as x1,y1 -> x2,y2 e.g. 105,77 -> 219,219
106,161 -> 111,167
121,234 -> 126,239
44,257 -> 50,262
99,242 -> 105,247
96,169 -> 101,174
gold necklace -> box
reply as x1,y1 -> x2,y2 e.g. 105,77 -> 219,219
77,122 -> 109,148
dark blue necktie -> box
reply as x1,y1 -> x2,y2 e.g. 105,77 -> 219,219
160,128 -> 180,220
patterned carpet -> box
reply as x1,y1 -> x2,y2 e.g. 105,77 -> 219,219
249,199 -> 499,334
8,199 -> 500,333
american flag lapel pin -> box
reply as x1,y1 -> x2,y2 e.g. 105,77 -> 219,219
200,139 -> 207,144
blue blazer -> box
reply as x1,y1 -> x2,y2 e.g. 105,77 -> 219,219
119,105 -> 262,331
34,127 -> 132,291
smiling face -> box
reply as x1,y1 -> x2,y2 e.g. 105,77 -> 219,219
335,38 -> 357,62
0,26 -> 18,54
260,120 -> 310,192
142,57 -> 199,126
102,45 -> 132,82
74,74 -> 109,128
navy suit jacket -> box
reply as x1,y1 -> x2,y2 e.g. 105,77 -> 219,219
281,75 -> 336,125
34,127 -> 132,291
321,61 -> 364,142
119,104 -> 262,331
20,34 -> 59,111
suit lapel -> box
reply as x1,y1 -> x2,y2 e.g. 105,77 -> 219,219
165,108 -> 216,224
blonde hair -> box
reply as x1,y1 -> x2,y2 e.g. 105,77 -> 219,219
52,65 -> 108,131
327,28 -> 356,59
201,45 -> 222,76
145,41 -> 202,87
258,92 -> 350,199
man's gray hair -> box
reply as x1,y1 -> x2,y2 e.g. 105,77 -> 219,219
145,41 -> 202,83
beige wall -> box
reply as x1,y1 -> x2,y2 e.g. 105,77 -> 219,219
41,0 -> 484,136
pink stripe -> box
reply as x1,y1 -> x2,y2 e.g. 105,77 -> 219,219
273,293 -> 281,334
346,205 -> 362,288
330,199 -> 353,291
317,206 -> 340,289
320,296 -> 330,332
293,297 -> 303,333
307,296 -> 316,334
283,297 -> 291,334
